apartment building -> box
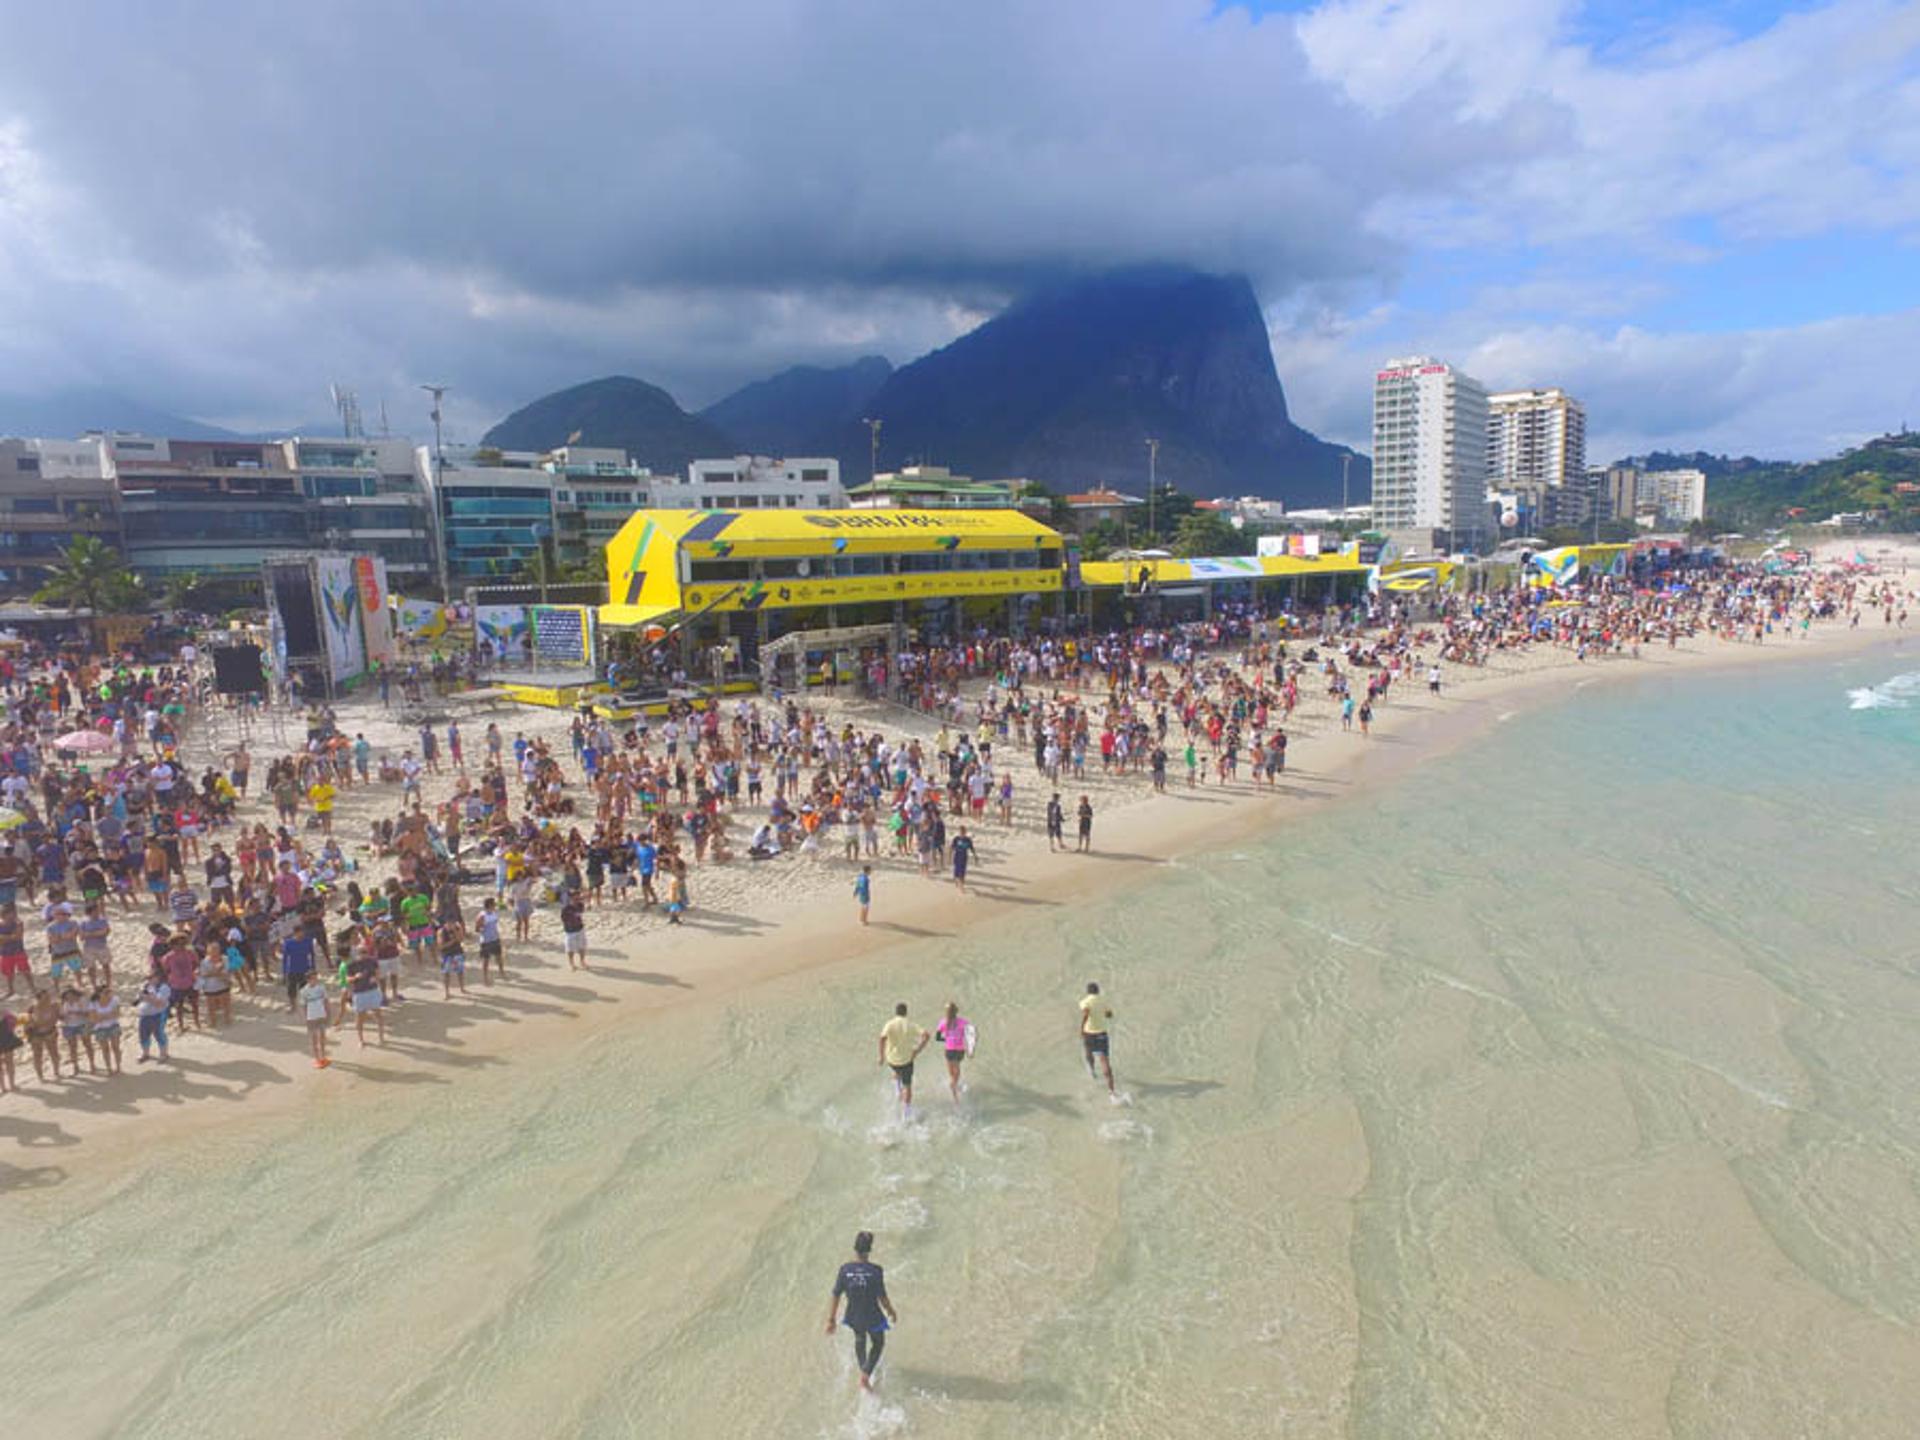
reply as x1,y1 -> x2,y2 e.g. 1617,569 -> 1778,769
0,437 -> 121,593
1372,357 -> 1491,553
1488,388 -> 1587,491
287,436 -> 434,585
106,435 -> 312,577
650,455 -> 844,510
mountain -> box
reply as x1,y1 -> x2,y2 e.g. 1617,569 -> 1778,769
842,267 -> 1364,505
699,356 -> 891,457
481,376 -> 737,474
1613,450 -> 1780,479
1702,433 -> 1920,531
0,386 -> 242,441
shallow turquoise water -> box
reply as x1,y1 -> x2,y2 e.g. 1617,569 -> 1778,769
9,642 -> 1920,1438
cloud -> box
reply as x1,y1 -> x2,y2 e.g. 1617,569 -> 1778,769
1463,309 -> 1920,462
1274,300 -> 1920,463
1301,0 -> 1920,249
0,0 -> 1914,459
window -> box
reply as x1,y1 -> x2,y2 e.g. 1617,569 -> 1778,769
11,497 -> 57,514
703,471 -> 736,485
800,468 -> 829,483
302,475 -> 377,498
838,554 -> 885,576
14,455 -> 39,473
690,560 -> 749,583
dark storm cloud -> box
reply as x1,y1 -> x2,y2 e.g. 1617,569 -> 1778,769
0,0 -> 1542,426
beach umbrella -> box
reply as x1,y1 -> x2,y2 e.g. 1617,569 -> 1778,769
0,807 -> 25,831
53,729 -> 114,754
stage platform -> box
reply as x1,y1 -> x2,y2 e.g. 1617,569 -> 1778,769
477,667 -> 608,710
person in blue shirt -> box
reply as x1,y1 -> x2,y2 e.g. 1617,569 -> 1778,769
852,866 -> 871,926
280,930 -> 315,1013
633,838 -> 658,908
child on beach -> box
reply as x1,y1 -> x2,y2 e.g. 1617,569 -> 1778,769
853,865 -> 871,926
300,969 -> 333,1068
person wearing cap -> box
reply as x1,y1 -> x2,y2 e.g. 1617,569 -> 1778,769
824,1231 -> 897,1391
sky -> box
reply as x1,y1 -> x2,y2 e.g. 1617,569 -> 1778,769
0,0 -> 1915,463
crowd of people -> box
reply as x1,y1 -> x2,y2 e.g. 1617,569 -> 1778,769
0,554 -> 1906,1097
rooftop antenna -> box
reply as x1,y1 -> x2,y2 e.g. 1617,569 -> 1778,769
378,397 -> 390,438
329,383 -> 364,438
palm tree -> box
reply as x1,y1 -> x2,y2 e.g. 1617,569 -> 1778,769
35,535 -> 145,616
161,570 -> 205,613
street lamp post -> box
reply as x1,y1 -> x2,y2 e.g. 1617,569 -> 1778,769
1146,437 -> 1159,543
864,417 -> 882,486
420,383 -> 450,602
1341,453 -> 1351,525
531,521 -> 551,607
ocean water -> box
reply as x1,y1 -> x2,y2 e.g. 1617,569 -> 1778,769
9,644 -> 1920,1439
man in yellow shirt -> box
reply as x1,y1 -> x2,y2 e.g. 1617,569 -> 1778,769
307,779 -> 337,836
878,1001 -> 929,1119
1078,982 -> 1114,1094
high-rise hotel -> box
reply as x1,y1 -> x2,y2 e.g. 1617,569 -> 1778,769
1487,387 -> 1587,491
1372,356 -> 1490,552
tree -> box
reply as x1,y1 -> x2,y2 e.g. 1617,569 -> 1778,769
161,570 -> 206,612
515,545 -> 602,591
1170,510 -> 1252,558
35,536 -> 145,616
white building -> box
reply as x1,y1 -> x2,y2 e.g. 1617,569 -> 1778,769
1638,468 -> 1706,524
1372,356 -> 1491,552
287,436 -> 434,583
651,455 -> 844,510
1487,388 -> 1586,491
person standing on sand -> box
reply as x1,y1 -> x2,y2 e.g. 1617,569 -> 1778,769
560,896 -> 589,971
134,976 -> 170,1063
477,897 -> 508,983
853,865 -> 871,926
950,826 -> 976,895
825,1230 -> 897,1392
1076,795 -> 1094,853
346,945 -> 386,1046
300,970 -> 333,1068
1045,793 -> 1065,852
879,1001 -> 929,1119
1079,981 -> 1115,1094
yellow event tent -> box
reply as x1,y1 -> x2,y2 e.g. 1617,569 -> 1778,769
600,507 -> 1066,634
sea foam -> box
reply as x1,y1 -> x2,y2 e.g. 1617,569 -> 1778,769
1847,671 -> 1920,710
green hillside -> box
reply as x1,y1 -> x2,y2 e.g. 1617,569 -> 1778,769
1706,433 -> 1920,531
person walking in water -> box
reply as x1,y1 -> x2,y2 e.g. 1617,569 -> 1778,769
879,1001 -> 929,1120
825,1230 -> 897,1392
1079,981 -> 1114,1094
935,1000 -> 973,1103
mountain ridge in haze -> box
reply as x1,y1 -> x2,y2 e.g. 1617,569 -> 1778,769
481,376 -> 735,475
485,266 -> 1365,505
698,356 -> 892,457
840,266 -> 1364,503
